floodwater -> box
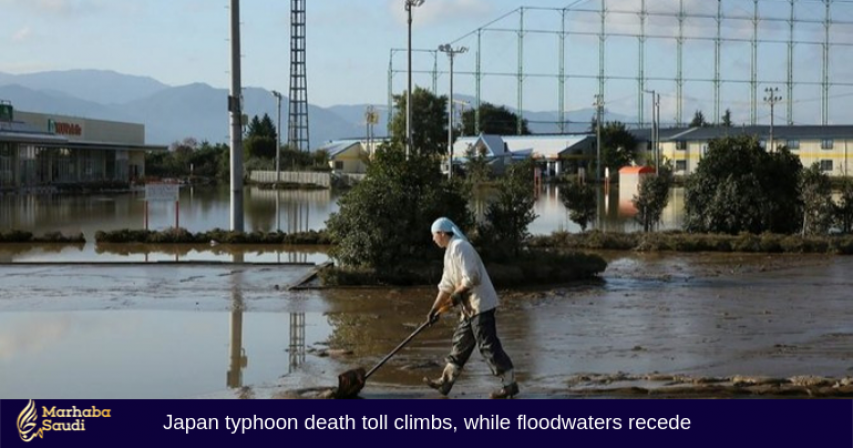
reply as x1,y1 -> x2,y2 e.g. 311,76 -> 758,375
0,184 -> 684,262
2,251 -> 851,399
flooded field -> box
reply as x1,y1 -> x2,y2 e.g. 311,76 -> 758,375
2,251 -> 851,399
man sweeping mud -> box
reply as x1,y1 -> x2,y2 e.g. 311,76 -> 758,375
424,217 -> 519,399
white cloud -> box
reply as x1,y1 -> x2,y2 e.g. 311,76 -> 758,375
12,26 -> 31,42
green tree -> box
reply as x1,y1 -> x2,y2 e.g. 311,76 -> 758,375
326,143 -> 470,268
800,162 -> 835,236
684,135 -> 802,234
477,158 -> 537,259
463,144 -> 491,186
560,180 -> 597,232
461,102 -> 530,136
244,135 -> 277,160
146,138 -> 202,179
189,141 -> 229,181
312,149 -> 330,170
388,87 -> 448,157
599,121 -> 638,173
690,110 -> 708,127
633,166 -> 673,232
720,109 -> 733,127
835,179 -> 853,234
244,114 -> 278,160
247,113 -> 277,140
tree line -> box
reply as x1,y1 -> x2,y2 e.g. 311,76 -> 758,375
144,114 -> 329,184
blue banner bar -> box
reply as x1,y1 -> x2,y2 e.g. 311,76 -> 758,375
1,399 -> 850,447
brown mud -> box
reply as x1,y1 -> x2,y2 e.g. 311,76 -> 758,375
239,252 -> 853,399
3,251 -> 852,399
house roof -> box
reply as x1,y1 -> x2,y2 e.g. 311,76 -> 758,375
678,125 -> 853,141
452,137 -> 479,158
480,134 -> 507,156
632,125 -> 853,143
504,134 -> 593,158
453,133 -> 596,160
317,140 -> 361,158
630,127 -> 692,142
451,134 -> 506,159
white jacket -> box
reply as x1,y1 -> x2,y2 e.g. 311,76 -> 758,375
438,237 -> 499,317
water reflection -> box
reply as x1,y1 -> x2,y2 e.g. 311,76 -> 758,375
248,188 -> 329,234
0,183 -> 693,262
289,313 -> 306,373
529,183 -> 686,235
0,186 -> 338,239
224,253 -> 309,388
226,254 -> 245,389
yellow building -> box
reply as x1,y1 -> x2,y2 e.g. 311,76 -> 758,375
320,140 -> 369,174
647,125 -> 853,177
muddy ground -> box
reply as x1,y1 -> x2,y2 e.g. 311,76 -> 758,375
2,251 -> 853,399
261,251 -> 853,399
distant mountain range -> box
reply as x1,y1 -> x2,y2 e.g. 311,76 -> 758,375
0,70 -> 631,147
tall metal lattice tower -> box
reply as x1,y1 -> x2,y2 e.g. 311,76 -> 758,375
288,0 -> 309,152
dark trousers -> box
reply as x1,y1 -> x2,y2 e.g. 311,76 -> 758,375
446,309 -> 514,377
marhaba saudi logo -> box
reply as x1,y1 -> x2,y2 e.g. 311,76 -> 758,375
17,400 -> 112,442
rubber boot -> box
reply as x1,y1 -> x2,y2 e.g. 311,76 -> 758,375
490,369 -> 519,399
423,364 -> 459,396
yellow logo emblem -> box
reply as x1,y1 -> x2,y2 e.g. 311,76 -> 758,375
16,400 -> 110,441
17,400 -> 43,442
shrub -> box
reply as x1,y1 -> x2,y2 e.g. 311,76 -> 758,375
326,144 -> 470,268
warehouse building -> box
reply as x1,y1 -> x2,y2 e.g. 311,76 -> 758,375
0,100 -> 165,193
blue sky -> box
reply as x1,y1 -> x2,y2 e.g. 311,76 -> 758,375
0,0 -> 539,106
2,0 -> 853,124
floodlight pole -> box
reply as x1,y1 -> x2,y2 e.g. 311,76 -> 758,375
593,94 -> 604,181
439,44 -> 467,180
644,89 -> 658,175
764,87 -> 781,152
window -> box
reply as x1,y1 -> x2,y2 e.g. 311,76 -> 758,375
821,139 -> 834,149
820,160 -> 833,172
676,141 -> 687,151
675,160 -> 687,171
334,161 -> 344,170
787,139 -> 800,150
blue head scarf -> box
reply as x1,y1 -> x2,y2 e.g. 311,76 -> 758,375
431,217 -> 467,242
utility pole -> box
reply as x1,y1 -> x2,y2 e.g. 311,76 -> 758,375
271,90 -> 283,182
405,0 -> 425,160
764,87 -> 781,151
593,94 -> 604,181
228,0 -> 244,232
655,93 -> 660,172
272,90 -> 283,232
439,44 -> 467,180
